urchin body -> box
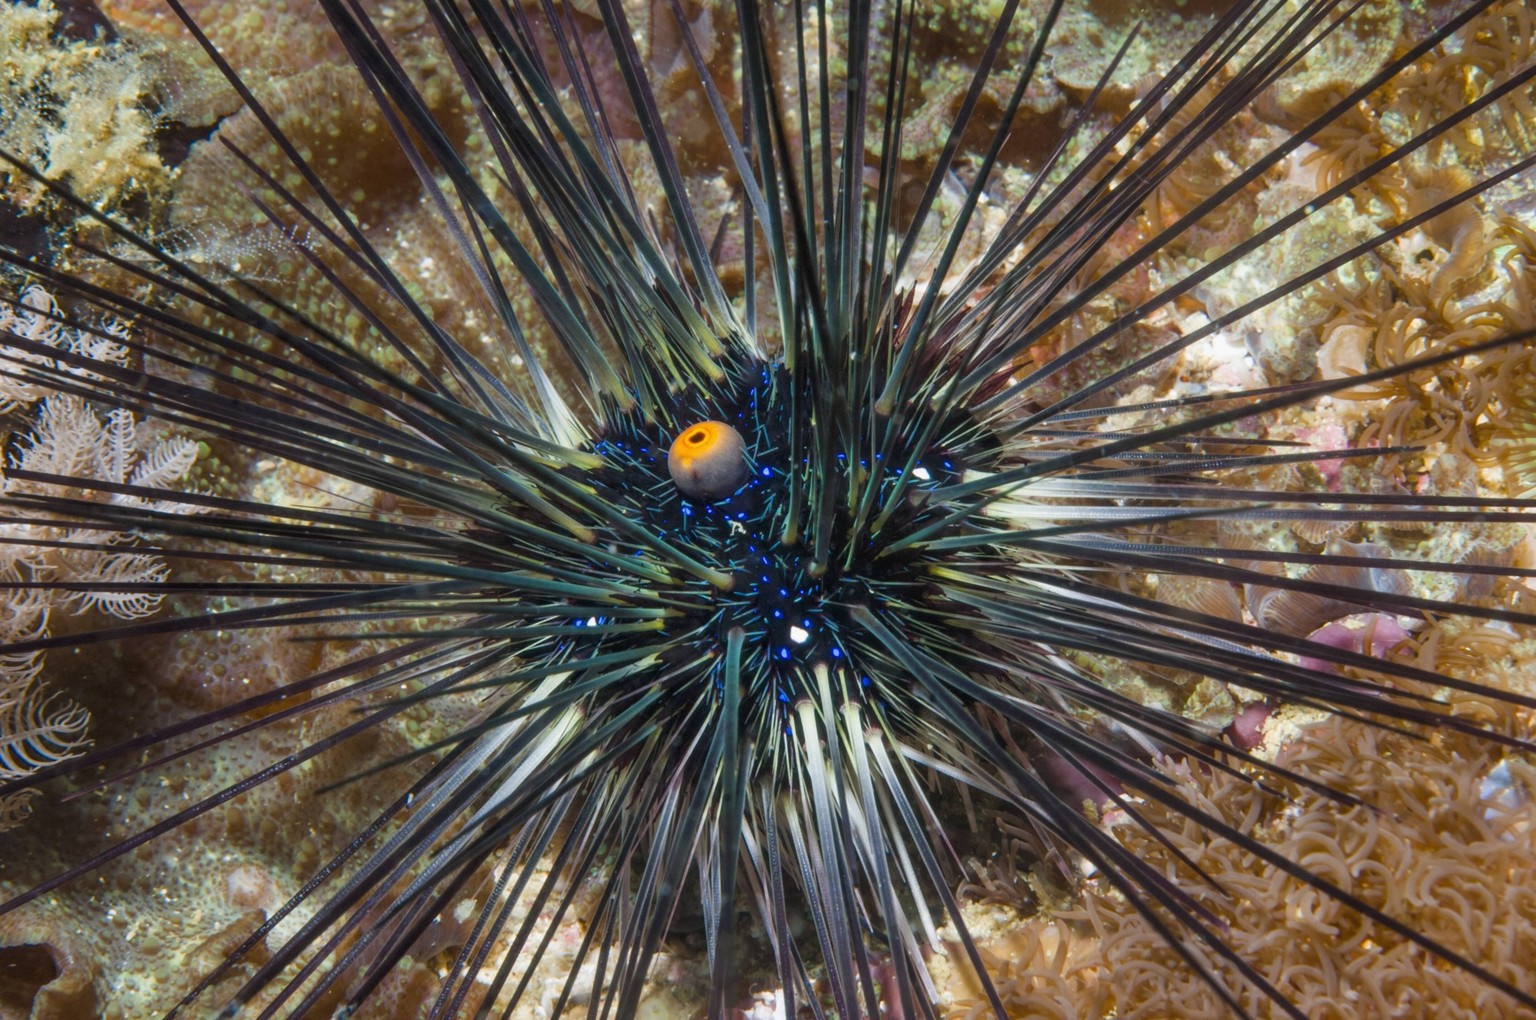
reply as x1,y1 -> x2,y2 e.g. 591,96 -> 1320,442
596,360 -> 974,686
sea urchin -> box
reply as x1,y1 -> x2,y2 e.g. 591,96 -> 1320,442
3,0 -> 1536,1017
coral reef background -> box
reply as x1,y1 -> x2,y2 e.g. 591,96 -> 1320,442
0,0 -> 1534,1017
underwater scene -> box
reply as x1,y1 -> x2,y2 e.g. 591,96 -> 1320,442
2,0 -> 1536,1017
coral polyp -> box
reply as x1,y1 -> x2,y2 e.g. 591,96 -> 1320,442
2,0 -> 1536,1017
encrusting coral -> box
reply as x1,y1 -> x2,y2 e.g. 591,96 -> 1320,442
933,3 -> 1536,1015
1308,0 -> 1536,480
953,581 -> 1536,1017
0,0 -> 233,240
947,703 -> 1536,1020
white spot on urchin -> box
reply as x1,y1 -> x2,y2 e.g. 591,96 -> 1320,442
789,625 -> 809,644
